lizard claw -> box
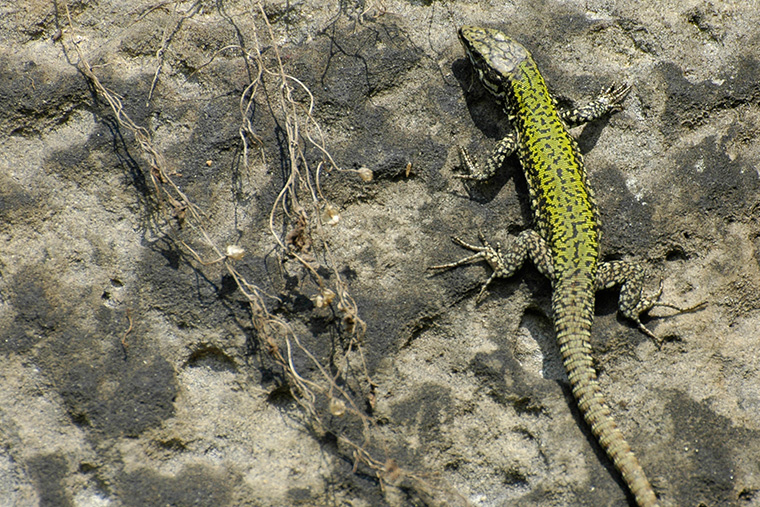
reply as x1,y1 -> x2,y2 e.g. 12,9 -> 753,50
602,82 -> 632,110
653,299 -> 707,314
635,319 -> 663,350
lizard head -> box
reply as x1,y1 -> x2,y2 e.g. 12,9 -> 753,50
458,26 -> 533,96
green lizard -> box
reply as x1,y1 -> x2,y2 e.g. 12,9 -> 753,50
429,25 -> 675,507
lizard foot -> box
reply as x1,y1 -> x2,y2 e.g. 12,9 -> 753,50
631,280 -> 706,348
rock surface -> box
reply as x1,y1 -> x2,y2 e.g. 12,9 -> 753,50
1,1 -> 759,506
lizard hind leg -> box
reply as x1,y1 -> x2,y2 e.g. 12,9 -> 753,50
428,229 -> 554,303
596,261 -> 705,348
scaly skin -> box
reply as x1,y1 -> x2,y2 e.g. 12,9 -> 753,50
431,26 -> 662,506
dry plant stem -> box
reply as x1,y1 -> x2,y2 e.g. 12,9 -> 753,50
245,7 -> 364,341
62,2 -> 459,501
121,308 -> 134,352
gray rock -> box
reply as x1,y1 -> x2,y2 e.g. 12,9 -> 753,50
1,1 -> 759,506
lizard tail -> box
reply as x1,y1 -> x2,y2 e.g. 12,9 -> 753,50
554,295 -> 660,507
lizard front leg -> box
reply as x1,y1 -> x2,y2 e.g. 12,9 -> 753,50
559,83 -> 631,128
456,132 -> 518,182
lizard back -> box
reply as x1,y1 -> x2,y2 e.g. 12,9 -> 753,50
459,25 -> 600,277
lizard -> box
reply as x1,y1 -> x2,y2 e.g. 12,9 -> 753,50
429,25 -> 677,507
